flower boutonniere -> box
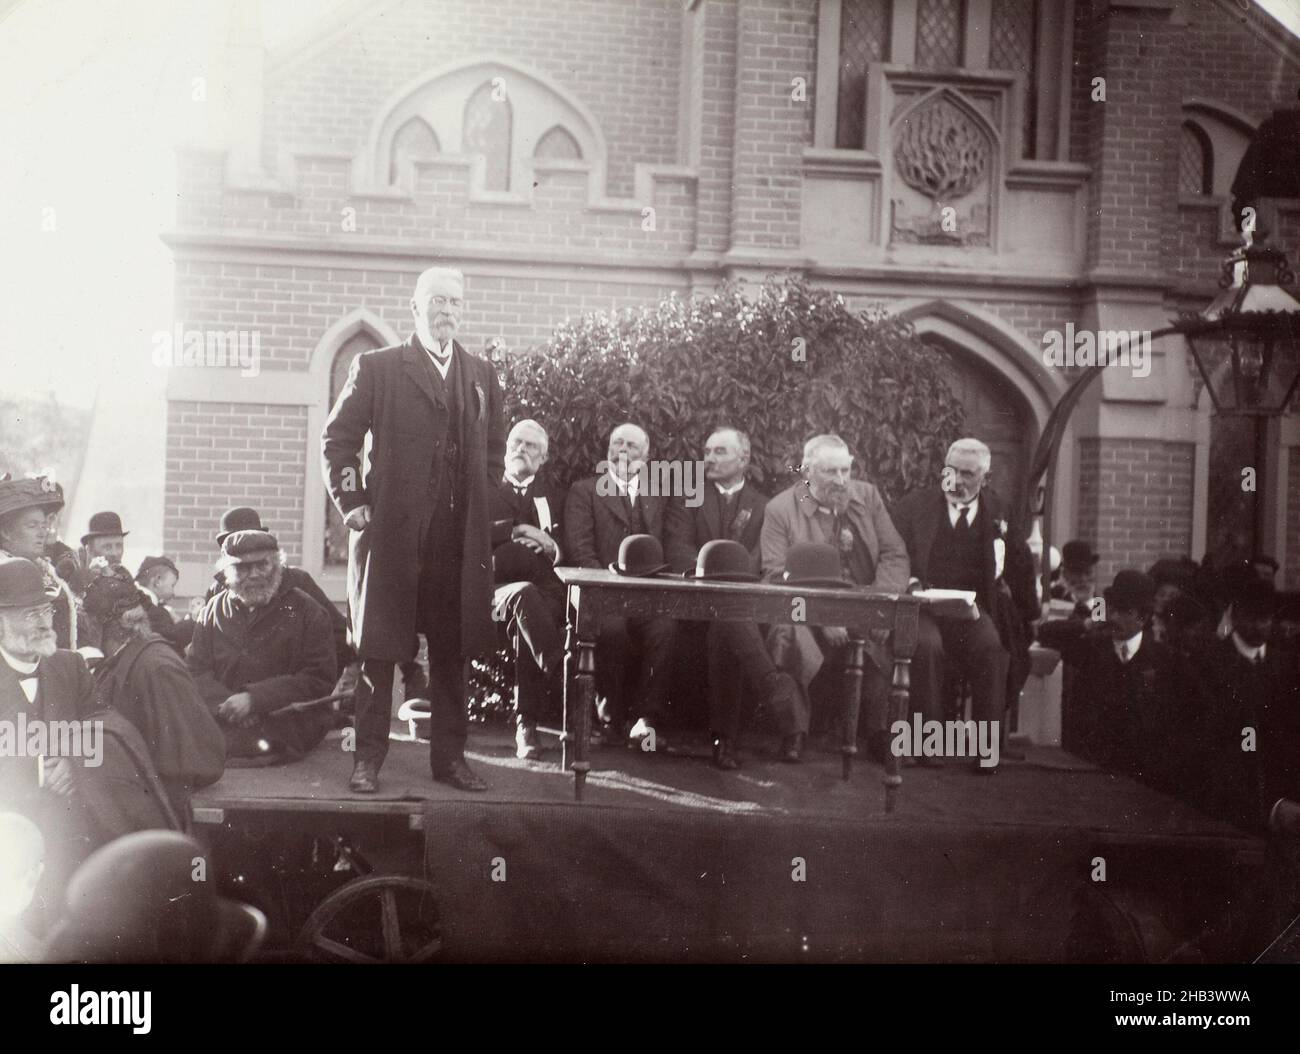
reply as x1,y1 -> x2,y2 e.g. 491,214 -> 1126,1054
996,518 -> 1008,538
731,507 -> 752,538
474,381 -> 486,421
838,527 -> 854,553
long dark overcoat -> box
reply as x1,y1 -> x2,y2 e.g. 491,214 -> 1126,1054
321,335 -> 505,662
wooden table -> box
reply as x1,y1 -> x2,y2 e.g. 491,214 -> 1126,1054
554,568 -> 922,811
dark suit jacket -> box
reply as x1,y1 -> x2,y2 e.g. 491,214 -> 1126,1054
666,479 -> 769,573
1037,622 -> 1190,794
1193,637 -> 1300,833
0,649 -> 97,817
206,565 -> 351,669
890,486 -> 1006,613
322,335 -> 506,661
564,476 -> 689,571
491,473 -> 566,550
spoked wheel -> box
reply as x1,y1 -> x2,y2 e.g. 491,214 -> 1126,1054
297,875 -> 443,963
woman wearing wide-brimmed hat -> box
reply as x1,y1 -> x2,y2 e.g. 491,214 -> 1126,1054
0,474 -> 84,650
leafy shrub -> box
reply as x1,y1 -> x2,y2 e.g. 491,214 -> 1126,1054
497,274 -> 964,503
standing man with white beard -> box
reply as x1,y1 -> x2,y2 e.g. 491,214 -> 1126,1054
323,267 -> 505,793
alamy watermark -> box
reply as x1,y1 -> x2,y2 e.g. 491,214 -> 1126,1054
1042,323 -> 1151,379
0,715 -> 103,768
596,458 -> 704,508
152,322 -> 261,377
891,715 -> 1000,769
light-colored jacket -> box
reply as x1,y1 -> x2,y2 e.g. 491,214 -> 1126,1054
760,478 -> 911,592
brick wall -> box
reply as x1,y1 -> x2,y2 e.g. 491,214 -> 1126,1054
261,0 -> 682,199
165,401 -> 308,566
1076,437 -> 1196,584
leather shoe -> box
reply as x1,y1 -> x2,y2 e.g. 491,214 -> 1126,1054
780,733 -> 805,764
349,760 -> 380,794
712,737 -> 740,771
432,757 -> 488,792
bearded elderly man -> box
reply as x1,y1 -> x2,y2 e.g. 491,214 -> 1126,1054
0,557 -> 99,929
761,434 -> 942,763
186,531 -> 336,762
323,266 -> 505,793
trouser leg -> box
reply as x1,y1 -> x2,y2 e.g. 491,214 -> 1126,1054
355,657 -> 397,766
938,612 -> 1009,726
629,615 -> 675,724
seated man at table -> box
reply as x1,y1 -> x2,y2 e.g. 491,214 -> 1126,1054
665,426 -> 801,770
186,530 -> 337,762
564,421 -> 687,751
761,434 -> 940,764
491,418 -> 567,759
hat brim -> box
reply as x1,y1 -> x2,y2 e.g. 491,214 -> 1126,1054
81,531 -> 129,545
781,576 -> 853,590
608,562 -> 670,577
0,586 -> 60,610
695,571 -> 760,583
225,549 -> 278,564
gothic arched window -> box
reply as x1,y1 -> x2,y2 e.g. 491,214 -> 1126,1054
534,124 -> 582,160
463,80 -> 513,191
388,116 -> 440,185
324,330 -> 382,565
1179,121 -> 1214,197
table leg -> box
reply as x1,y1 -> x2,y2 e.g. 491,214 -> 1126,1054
884,657 -> 911,813
841,633 -> 865,781
561,620 -> 576,775
571,636 -> 595,801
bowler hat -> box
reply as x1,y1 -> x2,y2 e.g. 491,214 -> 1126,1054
221,529 -> 279,563
1103,569 -> 1157,613
0,557 -> 57,610
781,542 -> 851,589
1234,578 -> 1277,619
83,568 -> 146,622
609,534 -> 669,577
216,506 -> 267,547
80,510 -> 128,546
1061,540 -> 1099,573
136,555 -> 179,583
0,475 -> 65,519
44,830 -> 266,964
493,541 -> 547,585
694,539 -> 758,583
1147,557 -> 1198,591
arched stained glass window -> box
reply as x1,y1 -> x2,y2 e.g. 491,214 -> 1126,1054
463,80 -> 513,191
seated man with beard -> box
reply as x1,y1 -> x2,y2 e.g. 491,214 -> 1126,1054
187,530 -> 336,761
82,571 -> 225,824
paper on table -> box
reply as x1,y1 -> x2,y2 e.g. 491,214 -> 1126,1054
913,588 -> 979,620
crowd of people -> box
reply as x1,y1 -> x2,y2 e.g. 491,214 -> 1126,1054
3,264 -> 1297,963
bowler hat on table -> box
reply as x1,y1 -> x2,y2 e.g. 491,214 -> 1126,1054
0,475 -> 65,519
694,539 -> 759,583
81,510 -> 129,546
609,534 -> 669,577
221,529 -> 279,563
1103,569 -> 1157,613
0,556 -> 59,609
216,506 -> 267,547
781,542 -> 851,589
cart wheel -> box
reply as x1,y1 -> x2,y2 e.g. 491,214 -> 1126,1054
297,875 -> 442,963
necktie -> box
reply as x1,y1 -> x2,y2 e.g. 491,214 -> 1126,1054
956,506 -> 970,531
431,343 -> 450,368
18,673 -> 38,702
1118,643 -> 1129,664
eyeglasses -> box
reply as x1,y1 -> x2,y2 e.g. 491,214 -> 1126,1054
428,296 -> 464,308
17,604 -> 54,625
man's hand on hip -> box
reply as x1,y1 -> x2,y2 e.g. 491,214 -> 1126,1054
344,505 -> 371,531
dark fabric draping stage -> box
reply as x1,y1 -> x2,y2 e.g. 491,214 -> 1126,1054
195,729 -> 1267,963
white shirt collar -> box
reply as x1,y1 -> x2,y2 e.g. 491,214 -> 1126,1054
714,479 -> 745,497
947,496 -> 979,527
607,470 -> 639,499
505,473 -> 534,492
425,340 -> 454,378
139,584 -> 160,606
1113,629 -> 1143,662
1231,632 -> 1266,663
0,644 -> 40,676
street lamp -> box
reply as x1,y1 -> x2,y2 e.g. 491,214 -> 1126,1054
1177,230 -> 1300,416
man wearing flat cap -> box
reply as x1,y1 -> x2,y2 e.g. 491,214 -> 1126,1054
322,266 -> 505,793
0,475 -> 83,651
0,556 -> 99,927
187,531 -> 336,761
